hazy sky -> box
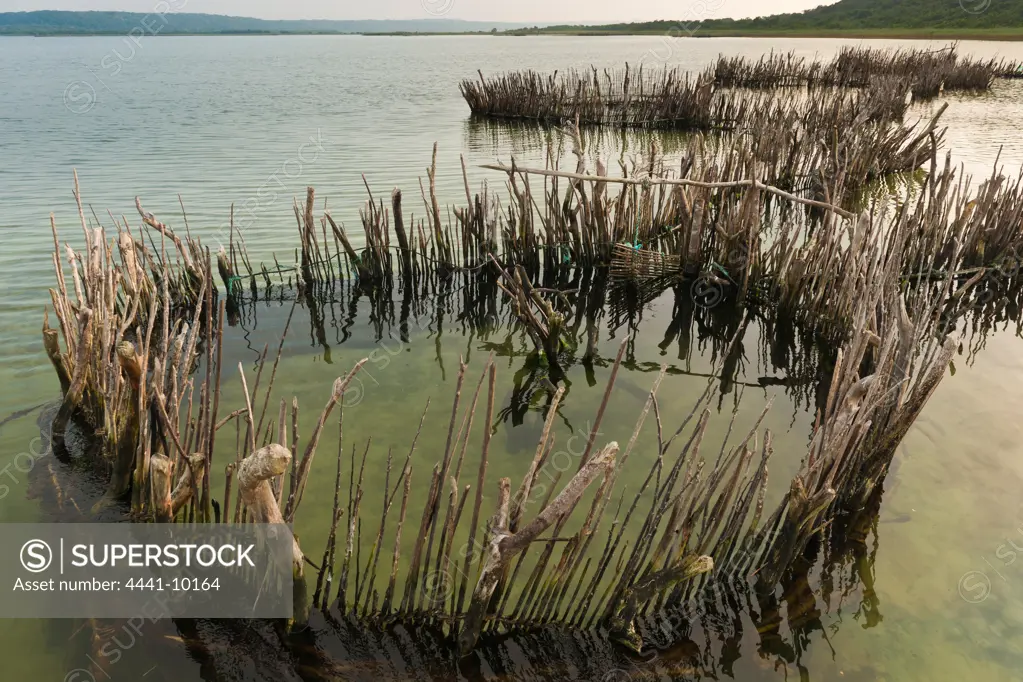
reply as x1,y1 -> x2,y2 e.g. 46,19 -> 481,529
0,0 -> 829,23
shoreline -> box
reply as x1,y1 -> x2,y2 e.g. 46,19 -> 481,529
2,29 -> 1022,41
502,28 -> 1023,41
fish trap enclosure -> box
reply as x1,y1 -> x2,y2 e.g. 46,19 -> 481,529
712,44 -> 1005,95
28,45 -> 1023,681
460,45 -> 1011,133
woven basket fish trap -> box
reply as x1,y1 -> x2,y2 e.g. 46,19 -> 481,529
610,243 -> 682,282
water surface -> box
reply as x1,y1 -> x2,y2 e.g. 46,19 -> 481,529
2,34 -> 1023,681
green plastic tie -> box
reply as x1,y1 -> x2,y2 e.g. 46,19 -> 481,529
710,260 -> 733,281
225,275 -> 243,295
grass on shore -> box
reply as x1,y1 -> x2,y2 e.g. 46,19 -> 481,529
4,27 -> 1023,41
502,27 -> 1023,41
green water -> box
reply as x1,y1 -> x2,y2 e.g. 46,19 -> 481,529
3,34 -> 1023,681
222,289 -> 814,582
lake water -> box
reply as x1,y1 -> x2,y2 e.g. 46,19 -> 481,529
3,34 -> 1023,681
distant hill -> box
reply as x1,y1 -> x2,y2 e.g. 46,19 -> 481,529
0,11 -> 523,35
526,0 -> 1023,37
703,0 -> 1023,31
7,3 -> 1023,39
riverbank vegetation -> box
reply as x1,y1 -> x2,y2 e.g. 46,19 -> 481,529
520,0 -> 1023,40
0,10 -> 517,36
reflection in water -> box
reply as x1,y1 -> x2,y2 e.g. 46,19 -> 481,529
44,493 -> 888,681
225,269 -> 839,681
464,115 -> 699,162
229,265 -> 835,425
6,37 -> 1023,682
37,256 -> 1023,680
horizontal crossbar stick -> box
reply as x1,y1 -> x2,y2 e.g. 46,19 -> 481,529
479,162 -> 857,220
